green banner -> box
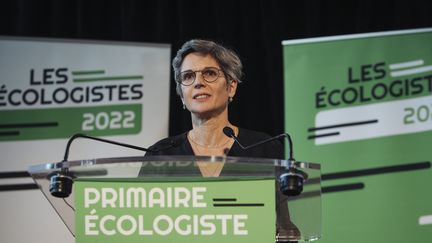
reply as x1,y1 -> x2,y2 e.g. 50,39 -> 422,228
0,104 -> 142,141
283,29 -> 432,242
75,179 -> 275,243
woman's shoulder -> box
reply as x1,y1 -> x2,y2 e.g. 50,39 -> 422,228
146,132 -> 188,155
237,127 -> 273,141
235,127 -> 285,159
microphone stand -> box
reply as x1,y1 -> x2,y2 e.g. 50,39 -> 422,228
223,126 -> 306,196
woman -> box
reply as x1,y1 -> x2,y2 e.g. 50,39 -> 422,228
145,39 -> 299,241
146,39 -> 283,165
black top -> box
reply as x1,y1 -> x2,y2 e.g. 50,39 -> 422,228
145,127 -> 284,160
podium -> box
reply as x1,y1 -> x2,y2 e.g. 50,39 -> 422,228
28,156 -> 321,242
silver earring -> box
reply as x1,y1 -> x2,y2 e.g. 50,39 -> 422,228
229,97 -> 233,102
182,103 -> 186,109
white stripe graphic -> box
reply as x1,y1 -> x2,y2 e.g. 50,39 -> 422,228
419,215 -> 432,225
313,95 -> 432,145
390,65 -> 432,77
389,60 -> 424,70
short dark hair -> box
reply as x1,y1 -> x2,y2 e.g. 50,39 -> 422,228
172,39 -> 243,96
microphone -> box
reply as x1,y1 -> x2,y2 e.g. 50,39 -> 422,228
223,126 -> 305,196
50,133 -> 154,198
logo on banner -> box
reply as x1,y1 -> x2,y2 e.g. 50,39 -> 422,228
310,59 -> 432,145
0,68 -> 144,141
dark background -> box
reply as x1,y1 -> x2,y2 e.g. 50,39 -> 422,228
1,0 -> 431,137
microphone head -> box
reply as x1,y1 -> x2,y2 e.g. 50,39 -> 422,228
223,126 -> 235,138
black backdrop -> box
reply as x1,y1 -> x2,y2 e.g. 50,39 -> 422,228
1,0 -> 431,138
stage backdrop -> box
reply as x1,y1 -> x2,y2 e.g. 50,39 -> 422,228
283,28 -> 432,242
0,37 -> 171,243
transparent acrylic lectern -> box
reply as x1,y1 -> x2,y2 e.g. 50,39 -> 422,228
28,156 -> 321,242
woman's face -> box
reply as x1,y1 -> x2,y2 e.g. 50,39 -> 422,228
180,53 -> 237,118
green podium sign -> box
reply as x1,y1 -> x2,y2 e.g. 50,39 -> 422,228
75,179 -> 275,243
28,156 -> 321,242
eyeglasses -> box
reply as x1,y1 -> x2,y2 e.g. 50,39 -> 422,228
178,67 -> 224,86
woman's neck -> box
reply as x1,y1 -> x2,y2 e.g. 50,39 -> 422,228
190,109 -> 236,147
